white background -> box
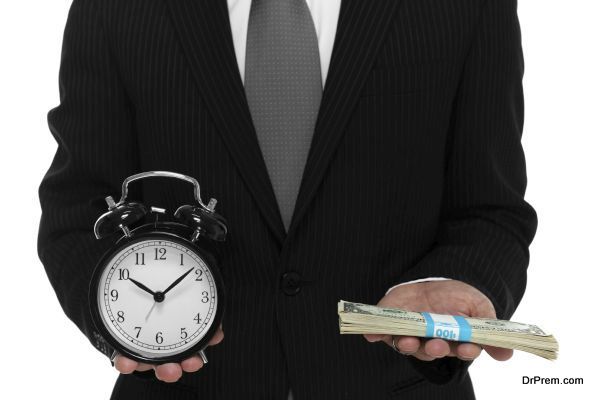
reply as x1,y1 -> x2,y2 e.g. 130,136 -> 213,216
0,0 -> 597,398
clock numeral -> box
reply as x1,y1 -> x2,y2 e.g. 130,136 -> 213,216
180,328 -> 188,339
201,291 -> 209,303
155,332 -> 164,344
194,313 -> 201,324
118,268 -> 129,280
180,253 -> 184,266
116,311 -> 125,323
110,289 -> 119,302
135,252 -> 145,265
195,269 -> 203,281
134,327 -> 142,339
154,248 -> 167,260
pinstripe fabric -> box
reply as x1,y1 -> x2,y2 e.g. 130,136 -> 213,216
38,0 -> 536,399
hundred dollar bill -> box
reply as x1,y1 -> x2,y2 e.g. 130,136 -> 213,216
338,300 -> 558,360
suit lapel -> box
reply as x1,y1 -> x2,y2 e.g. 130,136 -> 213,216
163,0 -> 401,246
163,0 -> 286,244
286,0 -> 403,238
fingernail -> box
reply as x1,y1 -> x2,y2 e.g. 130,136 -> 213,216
428,353 -> 445,359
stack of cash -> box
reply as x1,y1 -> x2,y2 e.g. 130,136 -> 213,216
338,300 -> 558,360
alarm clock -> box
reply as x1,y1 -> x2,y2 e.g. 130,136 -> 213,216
89,171 -> 227,365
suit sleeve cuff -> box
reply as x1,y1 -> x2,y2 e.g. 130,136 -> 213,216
385,277 -> 452,296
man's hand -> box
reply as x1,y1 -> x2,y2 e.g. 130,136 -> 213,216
364,280 -> 513,362
114,325 -> 224,383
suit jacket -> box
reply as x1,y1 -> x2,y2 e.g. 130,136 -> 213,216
38,0 -> 537,399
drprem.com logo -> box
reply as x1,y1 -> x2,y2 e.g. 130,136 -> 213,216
522,376 -> 584,385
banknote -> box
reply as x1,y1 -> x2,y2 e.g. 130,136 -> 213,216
338,300 -> 558,360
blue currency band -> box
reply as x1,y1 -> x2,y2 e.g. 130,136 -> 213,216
421,312 -> 472,342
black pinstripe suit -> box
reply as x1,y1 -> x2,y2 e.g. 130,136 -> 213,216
38,0 -> 537,398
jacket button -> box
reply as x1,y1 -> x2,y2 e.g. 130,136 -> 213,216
281,271 -> 301,296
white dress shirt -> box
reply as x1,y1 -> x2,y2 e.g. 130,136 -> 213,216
227,0 -> 341,86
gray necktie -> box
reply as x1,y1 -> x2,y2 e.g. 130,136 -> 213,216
244,0 -> 323,232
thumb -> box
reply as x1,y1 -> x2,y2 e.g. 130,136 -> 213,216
467,287 -> 497,319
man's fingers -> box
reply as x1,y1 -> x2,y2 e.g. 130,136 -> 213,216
392,336 -> 420,354
455,343 -> 482,360
114,355 -> 138,374
180,355 -> 204,373
115,349 -> 214,383
364,334 -> 386,342
378,335 -> 484,362
136,362 -> 154,372
387,336 -> 440,361
411,343 -> 437,361
208,326 -> 225,346
154,363 -> 183,383
484,345 -> 513,361
387,335 -> 435,361
422,338 -> 451,358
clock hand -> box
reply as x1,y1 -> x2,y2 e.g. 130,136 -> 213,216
145,301 -> 157,322
128,277 -> 156,297
162,267 -> 195,296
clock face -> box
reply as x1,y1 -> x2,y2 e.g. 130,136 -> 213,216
95,237 -> 219,360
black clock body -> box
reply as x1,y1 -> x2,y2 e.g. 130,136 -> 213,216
89,221 -> 226,364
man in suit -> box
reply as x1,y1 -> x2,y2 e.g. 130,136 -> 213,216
38,0 -> 536,399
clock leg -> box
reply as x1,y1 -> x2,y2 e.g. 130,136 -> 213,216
110,350 -> 119,366
199,349 -> 208,364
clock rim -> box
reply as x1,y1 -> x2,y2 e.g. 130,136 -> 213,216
89,223 -> 226,364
